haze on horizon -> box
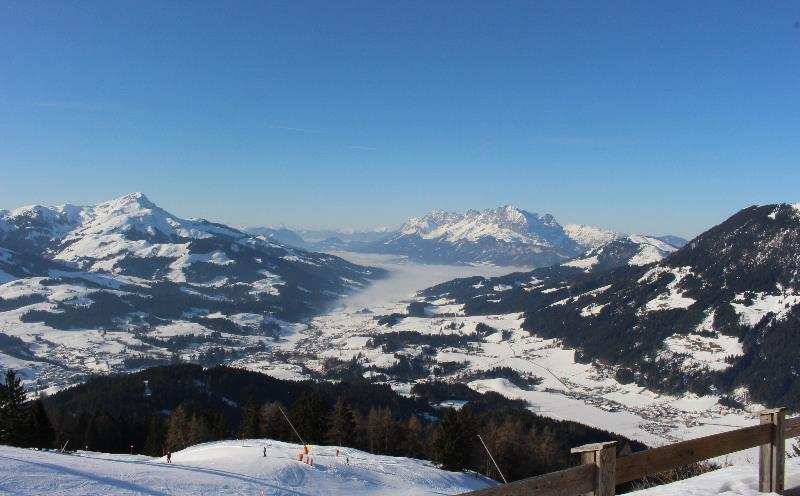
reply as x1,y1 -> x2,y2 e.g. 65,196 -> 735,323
2,2 -> 799,238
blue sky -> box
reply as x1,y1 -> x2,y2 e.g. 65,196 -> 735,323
1,1 -> 798,237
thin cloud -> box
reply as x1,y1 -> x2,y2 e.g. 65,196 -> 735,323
347,145 -> 376,151
269,123 -> 327,134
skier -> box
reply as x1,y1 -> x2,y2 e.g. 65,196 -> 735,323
263,447 -> 267,458
166,451 -> 172,463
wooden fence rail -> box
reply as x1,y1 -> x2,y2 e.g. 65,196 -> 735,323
461,407 -> 799,496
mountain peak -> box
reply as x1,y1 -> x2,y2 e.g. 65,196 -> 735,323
496,204 -> 527,222
103,192 -> 157,210
388,204 -> 583,266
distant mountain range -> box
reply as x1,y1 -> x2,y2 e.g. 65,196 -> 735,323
248,205 -> 687,267
0,193 -> 384,392
247,226 -> 392,252
417,202 -> 800,409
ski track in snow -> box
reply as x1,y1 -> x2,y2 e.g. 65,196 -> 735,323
0,440 -> 492,495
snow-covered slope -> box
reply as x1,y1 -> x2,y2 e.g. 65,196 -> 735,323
415,202 -> 800,409
0,193 -> 384,393
562,234 -> 679,272
563,223 -> 622,249
0,440 -> 492,495
629,456 -> 800,495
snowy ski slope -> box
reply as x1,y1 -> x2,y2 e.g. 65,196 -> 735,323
0,440 -> 493,495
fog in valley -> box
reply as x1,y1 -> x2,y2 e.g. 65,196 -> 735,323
327,252 -> 529,312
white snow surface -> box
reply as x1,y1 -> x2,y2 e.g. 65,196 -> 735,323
563,254 -> 600,270
0,440 -> 492,495
628,456 -> 800,495
563,223 -> 622,249
627,235 -> 679,266
640,266 -> 696,312
730,287 -> 800,327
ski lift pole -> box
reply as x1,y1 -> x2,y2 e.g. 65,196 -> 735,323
477,434 -> 508,484
277,404 -> 308,448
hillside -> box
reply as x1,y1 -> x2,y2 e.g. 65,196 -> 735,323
0,193 -> 385,393
415,203 -> 800,408
0,441 -> 493,495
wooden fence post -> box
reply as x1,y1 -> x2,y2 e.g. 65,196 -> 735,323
571,441 -> 617,496
759,407 -> 786,494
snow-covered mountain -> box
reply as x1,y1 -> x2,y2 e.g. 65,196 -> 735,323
246,207 -> 685,269
563,223 -> 622,249
417,203 -> 800,409
349,205 -> 684,268
0,193 -> 384,392
246,226 -> 308,248
562,234 -> 679,272
362,205 -> 585,266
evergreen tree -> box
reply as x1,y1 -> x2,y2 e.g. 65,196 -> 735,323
209,411 -> 229,440
188,413 -> 210,445
433,408 -> 475,471
401,415 -> 426,459
80,410 -> 119,453
83,411 -> 121,452
25,398 -> 55,449
165,404 -> 190,451
290,391 -> 329,443
260,402 -> 289,441
485,417 -> 525,480
143,415 -> 166,456
239,399 -> 260,439
366,406 -> 397,454
327,398 -> 356,446
0,369 -> 27,446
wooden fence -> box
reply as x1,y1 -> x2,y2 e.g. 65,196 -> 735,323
461,407 -> 800,496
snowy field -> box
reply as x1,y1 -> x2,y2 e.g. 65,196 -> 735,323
0,440 -> 493,495
629,458 -> 800,495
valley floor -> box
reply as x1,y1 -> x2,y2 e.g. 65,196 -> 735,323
0,440 -> 492,495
